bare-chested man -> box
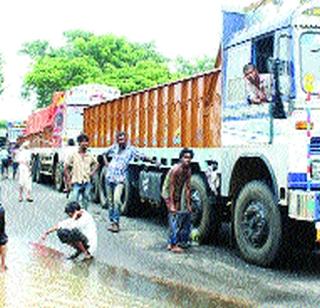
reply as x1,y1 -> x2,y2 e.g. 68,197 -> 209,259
162,148 -> 194,253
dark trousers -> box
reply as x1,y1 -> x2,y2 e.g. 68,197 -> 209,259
1,159 -> 9,176
168,211 -> 191,245
57,228 -> 89,251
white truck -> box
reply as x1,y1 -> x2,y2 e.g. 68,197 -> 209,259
7,121 -> 26,144
83,0 -> 320,267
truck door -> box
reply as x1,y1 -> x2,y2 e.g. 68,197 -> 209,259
222,35 -> 273,145
252,33 -> 274,104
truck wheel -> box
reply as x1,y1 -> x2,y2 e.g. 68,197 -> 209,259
35,160 -> 43,183
31,157 -> 39,182
121,177 -> 139,216
90,171 -> 100,203
54,162 -> 64,192
98,166 -> 108,208
183,174 -> 220,244
234,180 -> 282,267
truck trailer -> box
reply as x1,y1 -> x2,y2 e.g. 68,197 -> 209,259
83,0 -> 320,266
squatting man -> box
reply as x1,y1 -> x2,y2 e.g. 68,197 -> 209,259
41,201 -> 97,260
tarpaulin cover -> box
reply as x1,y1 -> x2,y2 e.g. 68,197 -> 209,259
24,92 -> 65,136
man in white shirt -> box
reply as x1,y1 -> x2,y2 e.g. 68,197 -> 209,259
243,63 -> 268,105
41,202 -> 97,260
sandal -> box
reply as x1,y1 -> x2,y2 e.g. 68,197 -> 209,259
27,198 -> 34,202
19,197 -> 23,202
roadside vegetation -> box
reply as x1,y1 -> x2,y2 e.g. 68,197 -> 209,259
20,30 -> 214,108
0,120 -> 7,129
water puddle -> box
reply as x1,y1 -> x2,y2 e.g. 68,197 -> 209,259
0,237 -> 250,307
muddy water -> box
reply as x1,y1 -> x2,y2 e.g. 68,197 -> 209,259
0,180 -> 249,307
0,238 -> 160,307
0,237 -> 247,308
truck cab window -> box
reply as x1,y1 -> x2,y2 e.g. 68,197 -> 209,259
254,35 -> 274,74
300,32 -> 320,94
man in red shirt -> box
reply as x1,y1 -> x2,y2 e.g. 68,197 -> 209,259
162,148 -> 194,253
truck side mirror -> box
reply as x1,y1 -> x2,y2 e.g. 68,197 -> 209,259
267,58 -> 287,119
267,58 -> 288,75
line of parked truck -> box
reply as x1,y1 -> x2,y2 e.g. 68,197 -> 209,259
20,0 -> 320,267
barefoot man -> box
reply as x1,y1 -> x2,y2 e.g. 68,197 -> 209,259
162,148 -> 194,253
41,202 -> 97,260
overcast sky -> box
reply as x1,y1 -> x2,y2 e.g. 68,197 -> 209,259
0,0 -> 251,121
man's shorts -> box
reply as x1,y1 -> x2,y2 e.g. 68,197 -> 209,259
57,228 -> 89,250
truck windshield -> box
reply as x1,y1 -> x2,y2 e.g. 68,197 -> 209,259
300,32 -> 320,94
66,106 -> 84,130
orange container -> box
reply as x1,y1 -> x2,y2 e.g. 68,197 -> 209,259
84,69 -> 221,148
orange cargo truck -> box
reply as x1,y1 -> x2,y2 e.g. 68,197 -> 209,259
83,1 -> 320,267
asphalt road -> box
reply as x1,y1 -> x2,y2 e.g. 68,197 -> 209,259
2,178 -> 320,307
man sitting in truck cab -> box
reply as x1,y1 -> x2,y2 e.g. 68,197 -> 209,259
243,63 -> 268,105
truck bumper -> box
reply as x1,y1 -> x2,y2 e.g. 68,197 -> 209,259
288,190 -> 320,222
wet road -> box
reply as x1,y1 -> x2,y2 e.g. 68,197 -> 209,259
1,178 -> 320,307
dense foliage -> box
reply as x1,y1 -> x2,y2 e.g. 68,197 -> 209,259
0,120 -> 7,129
21,30 -> 215,108
21,31 -> 178,107
174,56 -> 216,76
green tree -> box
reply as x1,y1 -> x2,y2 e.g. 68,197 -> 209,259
20,40 -> 50,60
0,120 -> 7,129
21,32 -> 177,107
23,56 -> 102,107
63,30 -> 94,44
174,55 -> 216,76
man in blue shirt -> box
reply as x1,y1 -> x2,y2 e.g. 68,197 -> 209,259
103,131 -> 155,233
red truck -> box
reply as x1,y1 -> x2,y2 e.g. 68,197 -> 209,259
24,84 -> 120,188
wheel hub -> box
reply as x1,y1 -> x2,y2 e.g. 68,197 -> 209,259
55,168 -> 62,186
241,201 -> 269,248
190,189 -> 202,227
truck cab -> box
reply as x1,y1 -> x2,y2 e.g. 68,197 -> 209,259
222,1 -> 320,218
217,1 -> 320,265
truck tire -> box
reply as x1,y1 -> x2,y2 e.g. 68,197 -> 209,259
121,177 -> 139,216
90,171 -> 100,204
183,174 -> 220,244
31,157 -> 39,182
35,160 -> 43,183
234,180 -> 282,267
98,166 -> 108,208
120,166 -> 142,217
54,162 -> 64,192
